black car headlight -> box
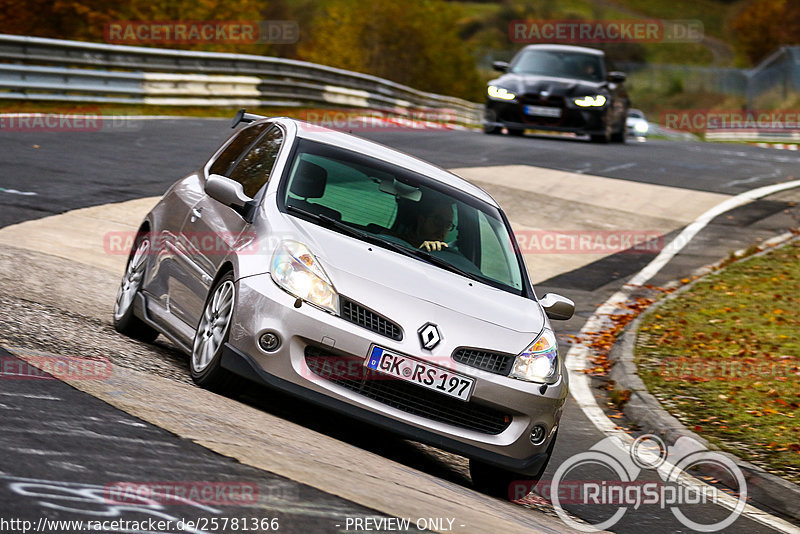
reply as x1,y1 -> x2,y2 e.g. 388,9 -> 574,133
488,85 -> 517,101
573,95 -> 607,107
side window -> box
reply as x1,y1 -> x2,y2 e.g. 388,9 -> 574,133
229,127 -> 284,198
208,123 -> 269,177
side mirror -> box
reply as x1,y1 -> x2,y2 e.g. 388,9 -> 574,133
540,293 -> 575,321
607,71 -> 626,83
492,61 -> 509,73
205,174 -> 256,221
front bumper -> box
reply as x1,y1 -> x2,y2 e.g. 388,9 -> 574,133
224,273 -> 567,475
485,97 -> 608,135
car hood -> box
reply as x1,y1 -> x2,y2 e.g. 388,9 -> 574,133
276,214 -> 545,337
491,73 -> 608,98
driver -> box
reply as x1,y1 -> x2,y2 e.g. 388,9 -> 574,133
392,196 -> 455,252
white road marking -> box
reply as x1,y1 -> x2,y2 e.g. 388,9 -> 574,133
567,178 -> 800,533
0,392 -> 61,401
0,187 -> 37,196
596,162 -> 637,173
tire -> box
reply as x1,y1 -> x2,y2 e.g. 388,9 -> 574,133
590,119 -> 612,143
483,123 -> 501,135
113,231 -> 159,343
190,271 -> 243,393
507,128 -> 524,136
470,431 -> 558,500
611,124 -> 626,143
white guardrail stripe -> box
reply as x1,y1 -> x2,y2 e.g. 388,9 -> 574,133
0,33 -> 482,125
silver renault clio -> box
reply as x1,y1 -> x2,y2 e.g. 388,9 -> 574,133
113,110 -> 574,496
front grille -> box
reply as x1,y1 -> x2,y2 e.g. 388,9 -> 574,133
304,346 -> 511,435
453,348 -> 515,376
520,95 -> 566,126
522,94 -> 566,106
340,297 -> 402,341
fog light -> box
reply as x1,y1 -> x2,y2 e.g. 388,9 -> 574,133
259,332 -> 280,352
530,425 -> 547,445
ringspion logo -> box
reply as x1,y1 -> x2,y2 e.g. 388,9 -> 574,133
516,435 -> 747,532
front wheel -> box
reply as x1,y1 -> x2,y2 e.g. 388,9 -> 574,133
590,120 -> 612,143
190,271 -> 242,392
113,232 -> 159,343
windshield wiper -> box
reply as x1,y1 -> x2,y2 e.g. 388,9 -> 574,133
407,248 -> 488,284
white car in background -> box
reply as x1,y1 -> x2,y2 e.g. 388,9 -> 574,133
626,108 -> 649,140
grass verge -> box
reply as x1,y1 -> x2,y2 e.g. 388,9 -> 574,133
635,238 -> 800,484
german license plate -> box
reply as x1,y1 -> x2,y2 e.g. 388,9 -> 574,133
525,105 -> 562,118
365,346 -> 474,402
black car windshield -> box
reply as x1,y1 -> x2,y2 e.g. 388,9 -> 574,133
281,139 -> 526,295
511,50 -> 604,83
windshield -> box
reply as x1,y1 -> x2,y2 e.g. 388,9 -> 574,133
280,139 -> 525,295
511,50 -> 605,83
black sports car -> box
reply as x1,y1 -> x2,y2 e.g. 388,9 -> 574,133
483,44 -> 630,143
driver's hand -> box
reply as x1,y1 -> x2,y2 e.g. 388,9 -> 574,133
419,241 -> 448,252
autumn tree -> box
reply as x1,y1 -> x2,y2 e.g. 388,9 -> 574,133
300,0 -> 480,100
0,0 -> 285,54
732,0 -> 800,64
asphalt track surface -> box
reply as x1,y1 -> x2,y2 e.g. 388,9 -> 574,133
2,120 -> 800,533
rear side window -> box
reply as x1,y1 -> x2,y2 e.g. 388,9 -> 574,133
208,122 -> 269,177
229,128 -> 284,197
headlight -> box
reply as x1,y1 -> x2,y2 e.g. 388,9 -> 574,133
634,121 -> 649,133
574,95 -> 607,107
510,328 -> 560,384
271,240 -> 338,314
488,85 -> 517,101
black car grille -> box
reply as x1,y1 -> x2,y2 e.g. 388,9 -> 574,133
304,346 -> 511,435
340,297 -> 402,341
522,94 -> 566,106
520,95 -> 566,126
452,348 -> 515,376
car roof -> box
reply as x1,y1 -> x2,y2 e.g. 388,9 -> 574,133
520,44 -> 605,56
271,117 -> 498,207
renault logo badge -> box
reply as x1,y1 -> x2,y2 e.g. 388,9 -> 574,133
418,323 -> 441,350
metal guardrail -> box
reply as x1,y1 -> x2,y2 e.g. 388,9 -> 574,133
0,34 -> 483,125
